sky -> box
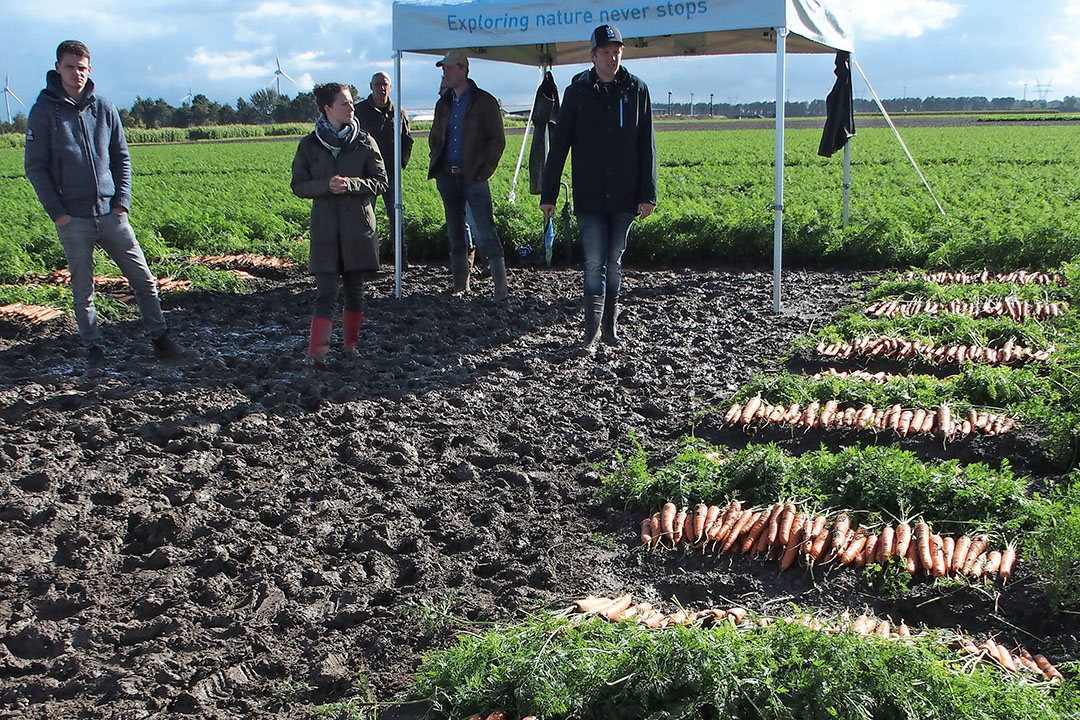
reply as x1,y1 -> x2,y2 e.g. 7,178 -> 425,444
2,0 -> 1078,121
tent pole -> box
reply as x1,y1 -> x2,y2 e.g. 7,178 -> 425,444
842,138 -> 851,227
772,27 -> 788,314
393,51 -> 403,299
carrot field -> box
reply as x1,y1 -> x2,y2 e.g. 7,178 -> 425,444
1,122 -> 1078,287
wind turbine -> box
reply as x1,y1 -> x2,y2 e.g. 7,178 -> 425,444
3,75 -> 23,124
179,82 -> 194,104
271,48 -> 295,95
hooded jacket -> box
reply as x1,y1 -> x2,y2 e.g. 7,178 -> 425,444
24,71 -> 131,220
540,66 -> 657,215
427,79 -> 505,182
291,126 -> 388,274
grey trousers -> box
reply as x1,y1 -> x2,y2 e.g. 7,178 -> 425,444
56,213 -> 167,347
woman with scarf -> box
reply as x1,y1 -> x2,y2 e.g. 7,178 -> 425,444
291,82 -> 388,363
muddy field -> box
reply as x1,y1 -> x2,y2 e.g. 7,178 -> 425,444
1,264 -> 1075,719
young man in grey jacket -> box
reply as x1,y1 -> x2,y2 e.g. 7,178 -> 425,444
24,40 -> 187,371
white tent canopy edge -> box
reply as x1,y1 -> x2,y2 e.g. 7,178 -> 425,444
390,0 -> 854,310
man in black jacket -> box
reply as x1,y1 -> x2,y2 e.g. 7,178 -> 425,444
355,71 -> 413,264
540,24 -> 657,349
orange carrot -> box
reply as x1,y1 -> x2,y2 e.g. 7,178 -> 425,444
830,513 -> 852,557
999,542 -> 1017,583
702,504 -> 723,540
1034,654 -> 1065,681
840,526 -> 868,565
970,553 -> 987,579
952,535 -> 972,575
904,538 -> 919,574
964,535 -> 989,575
942,536 -> 955,574
691,504 -> 708,545
930,534 -> 946,577
780,509 -> 802,548
897,620 -> 911,638
915,522 -> 933,573
673,507 -> 687,546
740,395 -> 763,425
574,596 -> 613,613
639,518 -> 654,546
660,502 -> 677,546
861,534 -> 879,567
875,619 -> 890,638
894,521 -> 912,560
995,643 -> 1019,674
776,502 -> 796,546
599,594 -> 634,620
781,519 -> 808,570
809,529 -> 831,562
879,525 -> 895,562
649,512 -> 661,548
984,550 -> 1002,576
765,502 -> 785,547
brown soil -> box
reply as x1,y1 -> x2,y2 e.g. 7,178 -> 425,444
0,264 -> 1075,719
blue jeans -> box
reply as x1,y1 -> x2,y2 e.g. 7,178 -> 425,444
435,174 -> 504,258
577,212 -> 635,297
55,213 -> 167,347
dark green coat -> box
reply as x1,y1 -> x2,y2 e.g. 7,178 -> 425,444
291,131 -> 388,274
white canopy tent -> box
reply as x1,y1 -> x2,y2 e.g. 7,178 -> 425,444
389,0 -> 854,311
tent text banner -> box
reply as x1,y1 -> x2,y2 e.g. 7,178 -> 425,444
393,0 -> 852,65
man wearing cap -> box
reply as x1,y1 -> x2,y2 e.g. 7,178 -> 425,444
428,50 -> 508,300
356,71 -> 414,266
540,24 -> 657,350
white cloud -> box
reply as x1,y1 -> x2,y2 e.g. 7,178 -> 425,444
828,0 -> 961,39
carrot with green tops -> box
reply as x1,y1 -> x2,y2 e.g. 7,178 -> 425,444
878,524 -> 895,563
691,504 -> 708,546
916,522 -> 933,573
894,520 -> 913,560
952,535 -> 972,575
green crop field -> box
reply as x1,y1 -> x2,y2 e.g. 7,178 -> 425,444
1,123 -> 1078,287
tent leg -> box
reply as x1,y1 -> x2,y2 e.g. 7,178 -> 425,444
842,139 -> 851,228
772,27 -> 788,314
393,52 -> 403,299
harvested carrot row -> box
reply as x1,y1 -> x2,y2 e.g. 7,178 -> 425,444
572,596 -> 1065,682
815,336 -> 1053,365
864,298 -> 1067,320
899,269 -> 1062,285
722,399 -> 1016,438
637,501 -> 1017,583
0,303 -> 66,324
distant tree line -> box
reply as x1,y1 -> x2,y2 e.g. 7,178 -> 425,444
666,95 -> 1080,119
1,91 -> 1078,134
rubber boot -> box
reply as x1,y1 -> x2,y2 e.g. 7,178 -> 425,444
490,256 -> 508,301
450,252 -> 472,295
601,292 -> 620,345
306,316 -> 333,364
582,294 -> 604,350
343,310 -> 364,355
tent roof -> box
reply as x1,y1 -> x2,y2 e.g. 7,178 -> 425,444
392,0 -> 853,65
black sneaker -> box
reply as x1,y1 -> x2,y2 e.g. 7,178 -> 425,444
152,332 -> 187,360
87,345 -> 106,371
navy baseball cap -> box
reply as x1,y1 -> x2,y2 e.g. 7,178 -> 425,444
590,24 -> 624,50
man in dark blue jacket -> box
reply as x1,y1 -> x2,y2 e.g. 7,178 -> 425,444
540,24 -> 657,350
24,40 -> 187,371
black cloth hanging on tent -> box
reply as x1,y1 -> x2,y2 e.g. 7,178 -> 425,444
818,51 -> 855,158
529,71 -> 560,195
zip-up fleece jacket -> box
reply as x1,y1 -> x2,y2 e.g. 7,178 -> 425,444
24,71 -> 131,220
540,66 -> 657,215
427,79 -> 505,182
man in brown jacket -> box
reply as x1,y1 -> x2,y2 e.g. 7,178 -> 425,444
428,50 -> 507,300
